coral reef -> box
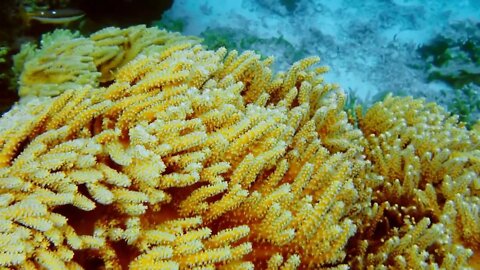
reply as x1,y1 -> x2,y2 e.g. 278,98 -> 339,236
0,26 -> 478,269
13,25 -> 200,97
351,95 -> 479,268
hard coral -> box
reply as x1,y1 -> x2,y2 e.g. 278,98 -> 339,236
0,26 -> 478,269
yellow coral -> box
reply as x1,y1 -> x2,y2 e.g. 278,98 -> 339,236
1,27 -> 478,269
14,25 -> 201,97
351,94 -> 479,269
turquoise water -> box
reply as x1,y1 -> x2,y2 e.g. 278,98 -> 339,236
161,0 -> 479,125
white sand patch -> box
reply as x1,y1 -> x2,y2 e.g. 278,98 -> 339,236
164,0 -> 479,103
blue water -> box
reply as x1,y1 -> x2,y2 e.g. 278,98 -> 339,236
161,0 -> 479,125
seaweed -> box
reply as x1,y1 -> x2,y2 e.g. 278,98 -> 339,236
417,23 -> 480,128
200,27 -> 239,51
419,35 -> 480,88
152,17 -> 185,33
199,27 -> 307,70
447,84 -> 480,128
344,88 -> 362,127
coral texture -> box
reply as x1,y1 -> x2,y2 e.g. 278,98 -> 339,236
0,26 -> 478,269
13,25 -> 200,97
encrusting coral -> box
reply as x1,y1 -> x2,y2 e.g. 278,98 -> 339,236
0,26 -> 478,269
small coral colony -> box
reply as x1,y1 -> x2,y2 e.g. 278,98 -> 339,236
0,9 -> 478,270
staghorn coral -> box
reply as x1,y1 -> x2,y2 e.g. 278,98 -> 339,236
0,26 -> 478,269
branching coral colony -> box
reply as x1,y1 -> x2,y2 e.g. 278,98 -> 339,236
1,25 -> 479,269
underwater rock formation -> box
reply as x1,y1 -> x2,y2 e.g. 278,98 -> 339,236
0,26 -> 478,269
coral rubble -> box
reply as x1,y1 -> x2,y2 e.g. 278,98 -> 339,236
0,26 -> 478,269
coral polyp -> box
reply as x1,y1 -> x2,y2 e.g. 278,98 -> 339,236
0,26 -> 478,269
